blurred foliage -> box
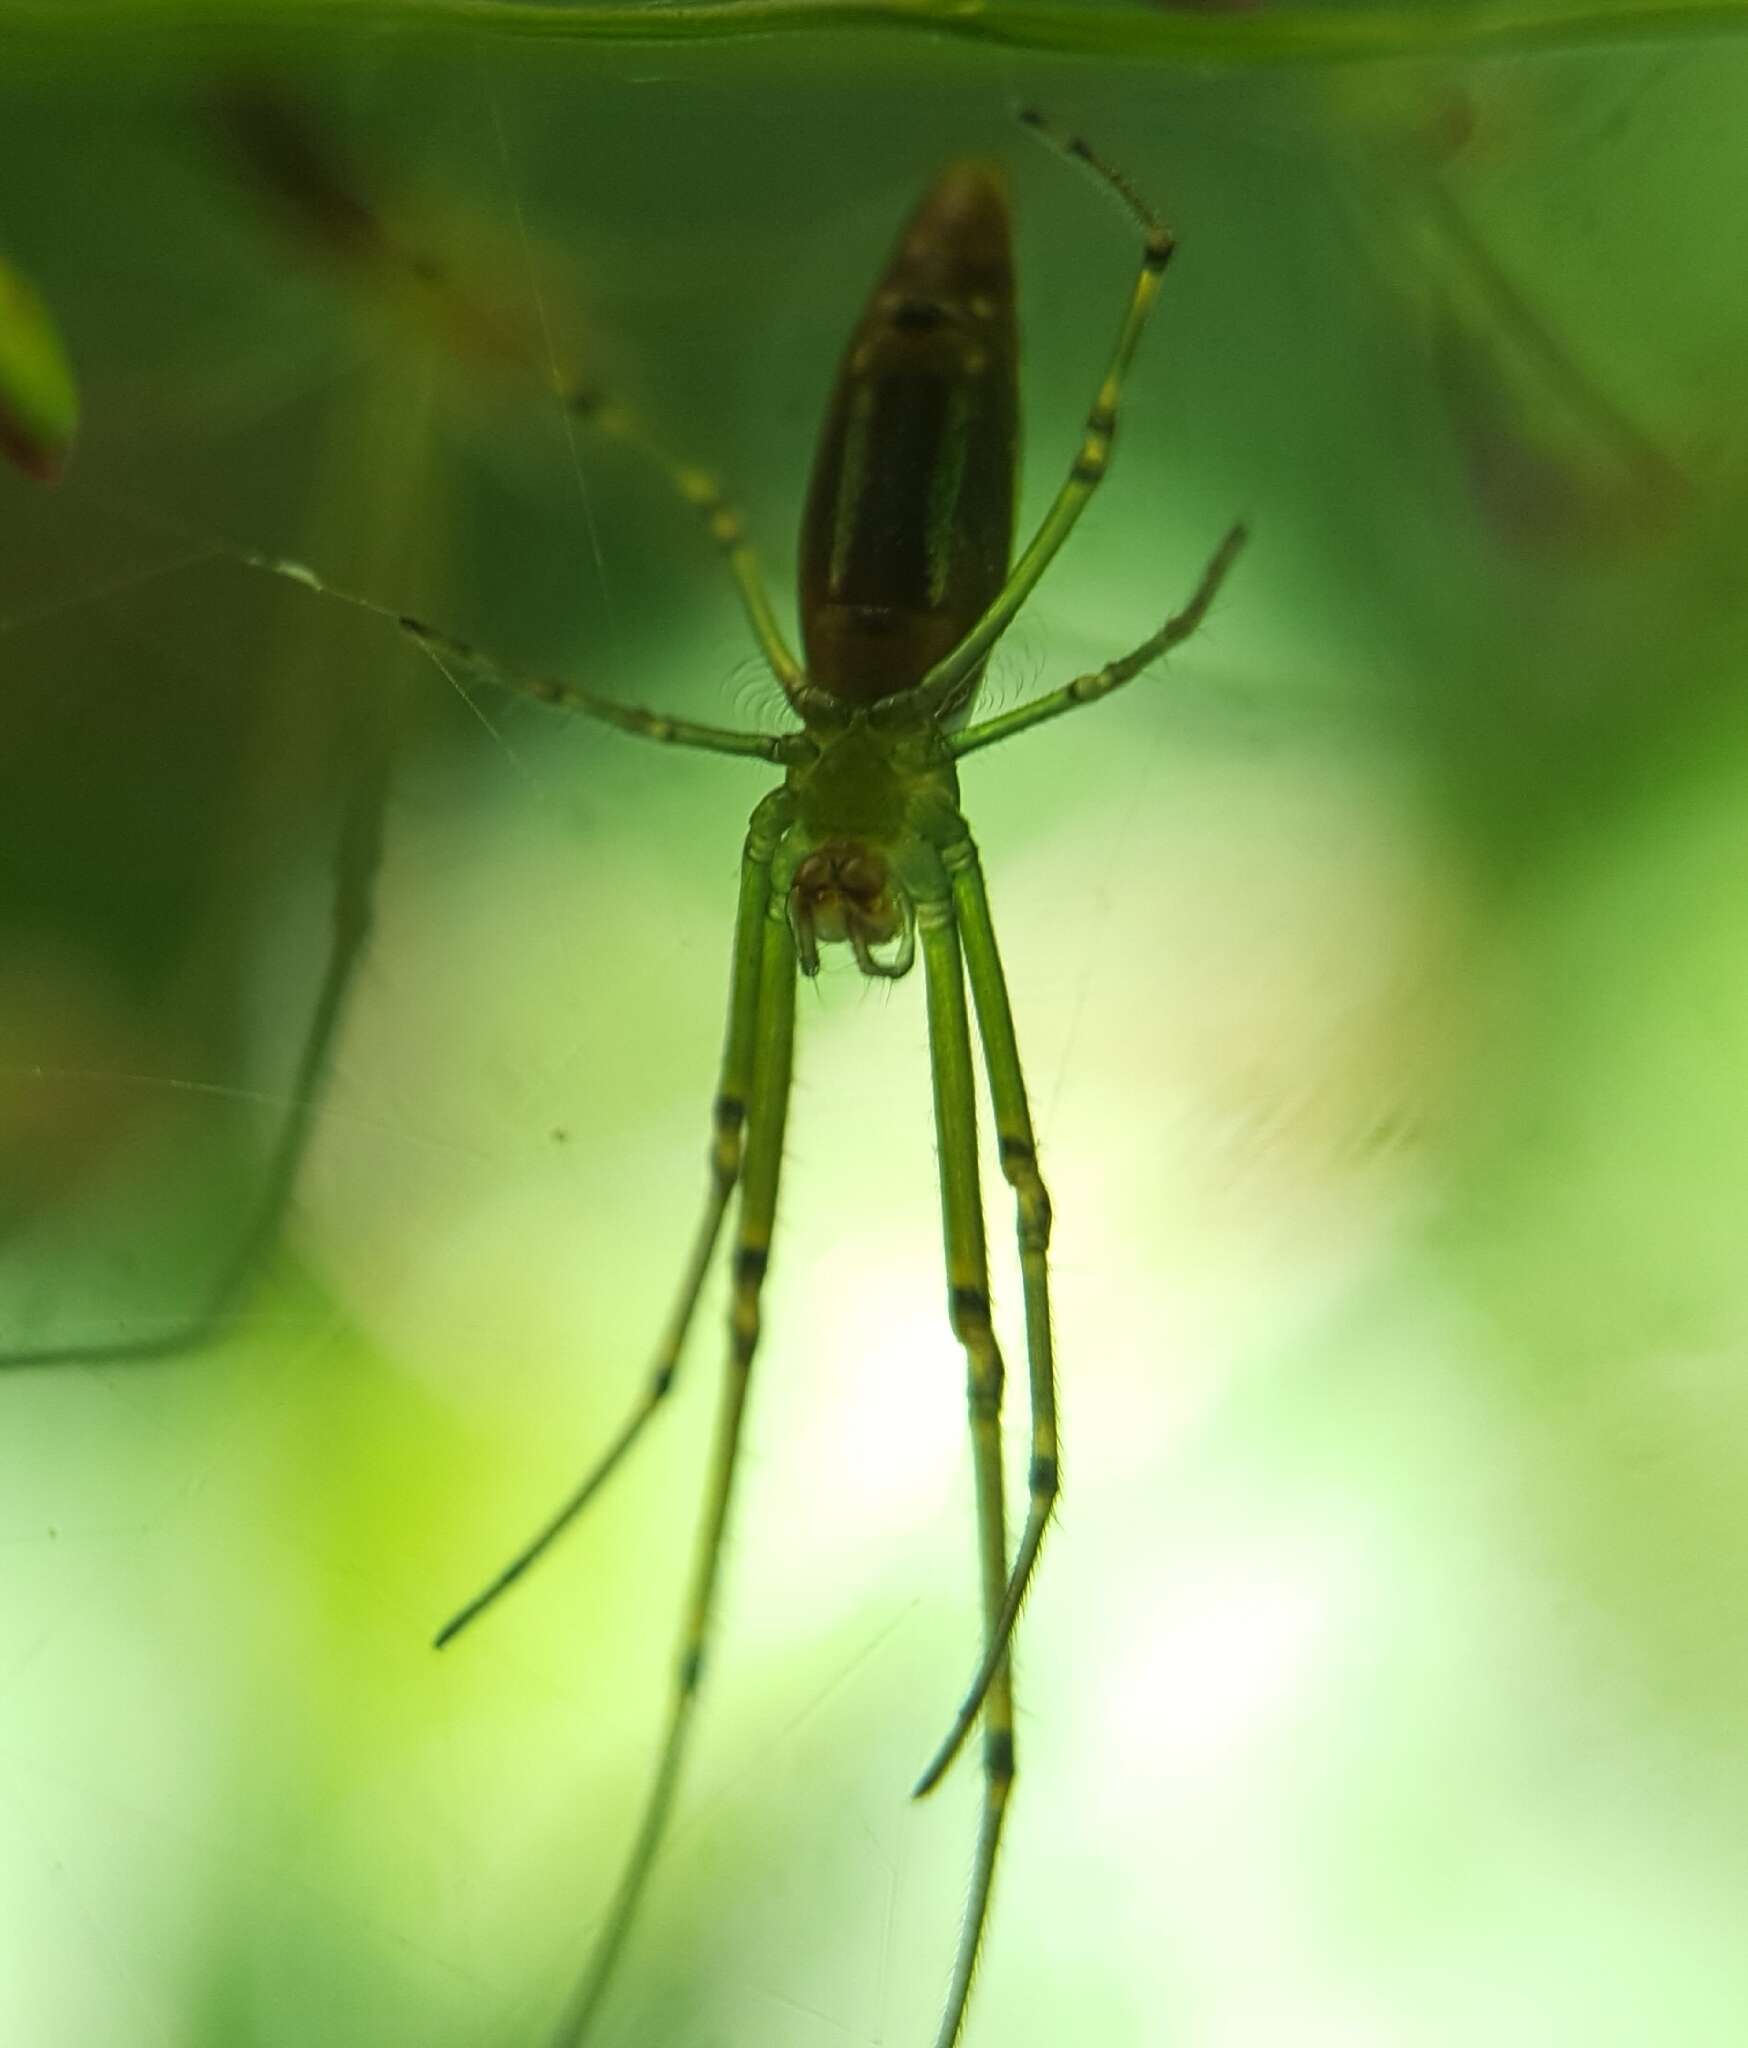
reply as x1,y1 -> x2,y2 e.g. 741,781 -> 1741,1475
0,247 -> 78,482
2,13 -> 1747,2048
7,0 -> 1748,68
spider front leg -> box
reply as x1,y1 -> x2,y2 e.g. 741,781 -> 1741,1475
912,857 -> 1018,2048
882,111 -> 1179,732
216,85 -> 808,707
910,523 -> 1247,1779
557,382 -> 807,706
555,845 -> 800,2046
912,814 -> 1059,1802
435,786 -> 794,1647
950,521 -> 1248,761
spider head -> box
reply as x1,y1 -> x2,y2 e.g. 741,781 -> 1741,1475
788,841 -> 916,981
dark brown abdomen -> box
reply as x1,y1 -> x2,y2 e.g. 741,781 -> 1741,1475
798,161 -> 1020,710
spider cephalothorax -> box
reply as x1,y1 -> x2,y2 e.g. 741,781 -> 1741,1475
787,838 -> 916,979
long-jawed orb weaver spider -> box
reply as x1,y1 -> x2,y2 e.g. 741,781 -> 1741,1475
7,106 -> 1243,2046
405,113 -> 1243,2047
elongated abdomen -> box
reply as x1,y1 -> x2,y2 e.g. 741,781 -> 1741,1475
798,161 -> 1019,709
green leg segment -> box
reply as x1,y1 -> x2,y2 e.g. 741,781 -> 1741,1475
917,876 -> 1016,2048
435,790 -> 793,1646
559,381 -> 806,700
232,547 -> 800,764
553,870 -> 799,2046
396,606 -> 795,762
913,821 -> 1057,1799
896,111 -> 1178,726
950,522 -> 1246,760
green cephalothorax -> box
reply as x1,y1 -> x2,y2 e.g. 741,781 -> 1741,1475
783,707 -> 961,979
14,106 -> 1244,2048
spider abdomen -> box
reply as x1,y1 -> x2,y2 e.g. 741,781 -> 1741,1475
798,160 -> 1020,711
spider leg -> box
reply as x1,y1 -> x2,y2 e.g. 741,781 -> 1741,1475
950,521 -> 1246,760
217,548 -> 798,765
0,678 -> 397,1371
912,818 -> 1056,1800
915,866 -> 1016,2048
553,860 -> 799,2047
883,112 -> 1178,730
559,383 -> 807,704
435,788 -> 794,1647
395,604 -> 802,763
909,530 -> 1245,1777
215,87 -> 806,703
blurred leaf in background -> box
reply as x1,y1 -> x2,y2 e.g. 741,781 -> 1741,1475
0,245 -> 78,483
2,13 -> 1748,2048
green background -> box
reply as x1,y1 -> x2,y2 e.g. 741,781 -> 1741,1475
3,9 -> 1748,2045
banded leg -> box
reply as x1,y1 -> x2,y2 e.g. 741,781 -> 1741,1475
553,876 -> 799,2047
950,522 -> 1247,760
913,821 -> 1056,1799
235,550 -> 801,765
215,85 -> 806,699
887,111 -> 1178,728
916,877 -> 1016,2048
435,790 -> 794,1647
559,382 -> 805,703
0,683 -> 395,1371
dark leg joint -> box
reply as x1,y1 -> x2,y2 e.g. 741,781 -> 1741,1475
984,1727 -> 1015,1784
1020,1194 -> 1053,1248
1029,1452 -> 1058,1496
714,1092 -> 746,1134
651,1363 -> 676,1400
950,1283 -> 990,1328
998,1134 -> 1036,1168
678,1645 -> 703,1694
734,1244 -> 769,1289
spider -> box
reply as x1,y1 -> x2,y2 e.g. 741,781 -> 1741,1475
10,106 -> 1243,2046
414,113 -> 1244,2047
